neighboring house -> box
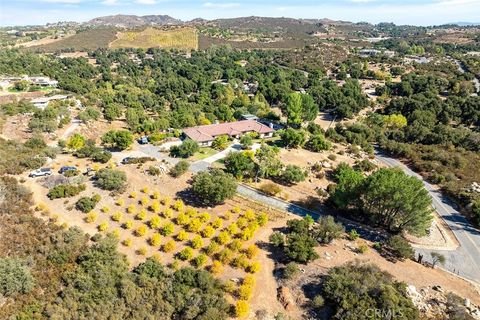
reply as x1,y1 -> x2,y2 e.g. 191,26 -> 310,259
366,37 -> 391,43
404,55 -> 430,64
30,94 -> 70,110
0,75 -> 58,88
359,49 -> 395,58
30,76 -> 58,87
241,114 -> 259,121
242,81 -> 258,95
183,120 -> 275,146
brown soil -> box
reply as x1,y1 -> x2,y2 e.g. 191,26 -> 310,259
1,114 -> 32,142
0,91 -> 46,104
249,145 -> 361,207
283,237 -> 480,319
15,33 -> 75,48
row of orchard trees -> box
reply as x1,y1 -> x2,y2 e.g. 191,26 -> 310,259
81,186 -> 267,283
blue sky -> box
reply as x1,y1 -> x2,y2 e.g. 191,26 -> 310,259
1,0 -> 479,27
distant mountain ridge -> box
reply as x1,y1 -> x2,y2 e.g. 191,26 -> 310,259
83,14 -> 355,29
450,22 -> 480,26
85,14 -> 182,28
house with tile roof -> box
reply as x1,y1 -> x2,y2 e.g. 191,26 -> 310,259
182,120 -> 275,146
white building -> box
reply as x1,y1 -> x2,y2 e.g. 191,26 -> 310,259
359,49 -> 395,58
29,77 -> 58,87
31,94 -> 69,110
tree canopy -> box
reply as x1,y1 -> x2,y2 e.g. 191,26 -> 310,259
191,169 -> 237,205
331,166 -> 432,236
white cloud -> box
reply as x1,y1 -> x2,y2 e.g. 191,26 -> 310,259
42,0 -> 82,3
203,2 -> 240,9
349,0 -> 376,3
136,0 -> 156,4
435,0 -> 480,5
101,0 -> 119,5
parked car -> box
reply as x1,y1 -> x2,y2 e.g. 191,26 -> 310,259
138,136 -> 149,144
59,166 -> 77,174
29,168 -> 52,177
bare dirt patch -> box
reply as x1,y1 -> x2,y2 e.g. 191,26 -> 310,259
1,114 -> 32,142
248,145 -> 361,207
280,236 -> 480,319
15,33 -> 75,48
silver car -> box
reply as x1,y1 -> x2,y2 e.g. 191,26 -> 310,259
29,168 -> 52,177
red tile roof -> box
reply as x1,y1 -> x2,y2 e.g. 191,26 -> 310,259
183,120 -> 274,143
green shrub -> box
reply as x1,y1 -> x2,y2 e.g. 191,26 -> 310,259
314,216 -> 344,244
283,262 -> 300,279
48,184 -> 86,199
170,139 -> 199,158
91,151 -> 112,163
212,135 -> 230,150
0,258 -> 34,296
269,232 -> 285,247
322,262 -> 419,319
178,247 -> 194,261
76,195 -> 101,213
385,235 -> 414,260
170,160 -> 190,177
311,295 -> 325,309
63,169 -> 79,177
306,134 -> 331,152
354,159 -> 376,172
147,166 -> 161,176
280,165 -> 306,185
260,182 -> 282,196
95,169 -> 127,191
348,229 -> 359,240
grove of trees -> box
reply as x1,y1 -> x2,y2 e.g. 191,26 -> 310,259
330,165 -> 433,236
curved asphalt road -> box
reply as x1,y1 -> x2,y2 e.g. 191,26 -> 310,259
376,151 -> 480,283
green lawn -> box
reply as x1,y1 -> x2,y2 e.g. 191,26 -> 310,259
191,147 -> 218,161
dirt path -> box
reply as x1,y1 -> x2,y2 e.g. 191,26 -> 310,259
250,221 -> 285,316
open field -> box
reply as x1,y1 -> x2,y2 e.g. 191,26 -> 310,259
248,143 -> 360,208
15,33 -> 75,48
26,28 -> 118,52
198,34 -> 307,50
111,27 -> 198,50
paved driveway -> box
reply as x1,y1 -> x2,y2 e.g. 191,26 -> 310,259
135,142 -> 179,165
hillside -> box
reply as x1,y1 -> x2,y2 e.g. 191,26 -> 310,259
85,14 -> 181,28
26,28 -> 117,52
111,27 -> 198,50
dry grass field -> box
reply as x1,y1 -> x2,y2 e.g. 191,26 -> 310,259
111,27 -> 198,50
26,28 -> 118,52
